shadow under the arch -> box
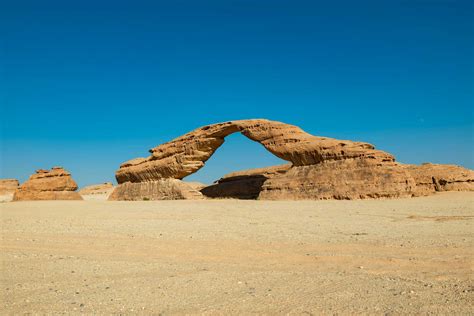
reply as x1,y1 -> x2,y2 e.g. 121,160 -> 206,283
200,174 -> 268,199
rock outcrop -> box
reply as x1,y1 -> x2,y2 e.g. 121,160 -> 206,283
108,179 -> 203,201
0,179 -> 19,194
13,167 -> 82,201
79,182 -> 114,200
0,179 -> 19,202
259,161 -> 417,200
403,163 -> 474,195
111,119 -> 474,200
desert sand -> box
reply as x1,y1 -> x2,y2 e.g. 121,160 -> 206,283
1,192 -> 473,314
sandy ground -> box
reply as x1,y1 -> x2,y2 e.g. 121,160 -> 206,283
1,192 -> 473,314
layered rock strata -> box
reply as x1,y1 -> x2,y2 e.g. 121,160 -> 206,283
108,179 -> 203,201
13,167 -> 82,201
403,163 -> 474,195
259,160 -> 417,200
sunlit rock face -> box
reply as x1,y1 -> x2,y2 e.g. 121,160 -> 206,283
401,163 -> 474,195
108,179 -> 203,201
0,179 -> 20,202
13,167 -> 83,201
110,119 -> 473,200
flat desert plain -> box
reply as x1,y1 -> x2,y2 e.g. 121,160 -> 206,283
1,192 -> 473,314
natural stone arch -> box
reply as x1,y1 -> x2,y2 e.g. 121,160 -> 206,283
115,119 -> 394,184
109,118 -> 473,200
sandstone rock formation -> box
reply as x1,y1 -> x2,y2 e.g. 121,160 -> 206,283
115,119 -> 394,184
79,182 -> 114,200
259,161 -> 417,200
13,167 -> 82,201
0,179 -> 19,202
403,163 -> 474,195
111,119 -> 474,200
108,179 -> 203,201
185,182 -> 208,192
0,179 -> 19,194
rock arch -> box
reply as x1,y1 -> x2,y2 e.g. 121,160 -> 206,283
115,119 -> 394,184
109,119 -> 473,200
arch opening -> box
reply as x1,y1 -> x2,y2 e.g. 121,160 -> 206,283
183,132 -> 288,199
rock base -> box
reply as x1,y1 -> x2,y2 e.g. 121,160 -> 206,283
403,163 -> 474,195
108,179 -> 204,201
260,160 -> 417,200
13,191 -> 82,201
203,162 -> 474,200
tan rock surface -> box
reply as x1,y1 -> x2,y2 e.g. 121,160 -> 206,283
0,179 -> 20,202
13,167 -> 82,201
185,181 -> 208,191
0,179 -> 19,195
108,179 -> 203,201
260,160 -> 417,200
403,163 -> 474,195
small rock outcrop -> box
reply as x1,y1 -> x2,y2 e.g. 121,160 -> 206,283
0,179 -> 20,202
78,182 -> 114,200
13,167 -> 82,201
111,119 -> 474,200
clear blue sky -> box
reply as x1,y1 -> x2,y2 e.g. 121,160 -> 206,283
1,0 -> 473,186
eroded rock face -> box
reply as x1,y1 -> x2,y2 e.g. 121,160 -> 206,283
108,179 -> 204,201
403,163 -> 474,195
112,119 -> 474,200
260,161 -> 417,200
0,179 -> 19,202
13,167 -> 82,201
0,179 -> 19,194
